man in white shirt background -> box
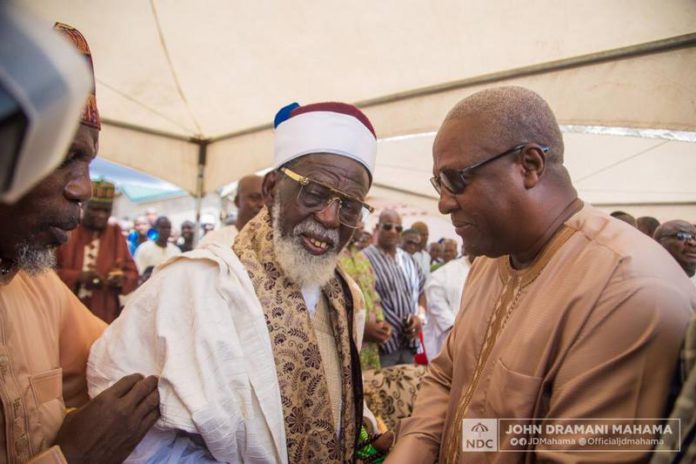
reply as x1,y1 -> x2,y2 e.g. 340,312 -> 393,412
133,216 -> 181,278
424,254 -> 472,361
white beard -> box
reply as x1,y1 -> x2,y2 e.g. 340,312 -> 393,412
271,197 -> 340,287
15,242 -> 56,275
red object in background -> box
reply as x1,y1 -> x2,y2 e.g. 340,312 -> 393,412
414,331 -> 428,365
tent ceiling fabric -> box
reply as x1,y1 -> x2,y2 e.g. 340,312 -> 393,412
99,124 -> 200,193
25,0 -> 696,200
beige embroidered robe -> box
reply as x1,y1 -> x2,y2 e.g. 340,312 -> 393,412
393,204 -> 695,464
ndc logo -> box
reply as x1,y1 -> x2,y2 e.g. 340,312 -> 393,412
472,423 -> 489,432
462,419 -> 498,452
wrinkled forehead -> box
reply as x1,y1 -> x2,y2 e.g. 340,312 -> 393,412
289,153 -> 370,197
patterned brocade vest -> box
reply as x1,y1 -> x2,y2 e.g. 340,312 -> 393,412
232,208 -> 363,463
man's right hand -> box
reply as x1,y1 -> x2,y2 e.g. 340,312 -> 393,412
54,374 -> 160,464
364,320 -> 392,344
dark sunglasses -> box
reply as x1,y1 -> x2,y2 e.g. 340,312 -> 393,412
666,231 -> 696,242
380,223 -> 403,233
430,143 -> 549,195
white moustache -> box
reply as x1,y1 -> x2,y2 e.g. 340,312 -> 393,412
293,218 -> 339,246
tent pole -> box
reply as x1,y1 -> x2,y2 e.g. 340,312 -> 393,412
193,140 -> 208,248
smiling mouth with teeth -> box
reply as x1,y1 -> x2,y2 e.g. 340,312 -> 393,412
309,237 -> 330,250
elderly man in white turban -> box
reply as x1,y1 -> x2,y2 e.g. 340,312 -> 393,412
88,102 -> 383,463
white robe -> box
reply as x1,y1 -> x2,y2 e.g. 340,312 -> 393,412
88,243 -> 287,463
133,240 -> 182,274
197,224 -> 238,249
423,257 -> 470,361
412,250 -> 431,278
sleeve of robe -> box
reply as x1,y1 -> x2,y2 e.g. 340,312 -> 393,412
387,318 -> 458,463
87,248 -> 285,463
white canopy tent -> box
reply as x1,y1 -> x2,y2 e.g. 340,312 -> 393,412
24,0 -> 696,223
376,129 -> 696,217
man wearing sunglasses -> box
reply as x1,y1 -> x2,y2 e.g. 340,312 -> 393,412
88,102 -> 380,463
654,220 -> 696,283
388,87 -> 694,464
364,210 -> 427,367
651,220 -> 696,463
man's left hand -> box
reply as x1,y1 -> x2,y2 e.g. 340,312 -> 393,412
405,315 -> 422,340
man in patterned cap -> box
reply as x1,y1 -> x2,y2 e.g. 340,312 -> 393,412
89,102 -> 383,463
0,20 -> 159,463
56,180 -> 139,323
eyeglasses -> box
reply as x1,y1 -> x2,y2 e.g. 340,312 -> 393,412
280,168 -> 374,229
665,231 -> 696,242
380,223 -> 403,233
430,143 -> 549,195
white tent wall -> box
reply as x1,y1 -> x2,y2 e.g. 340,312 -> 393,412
205,130 -> 274,195
565,135 -> 696,205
